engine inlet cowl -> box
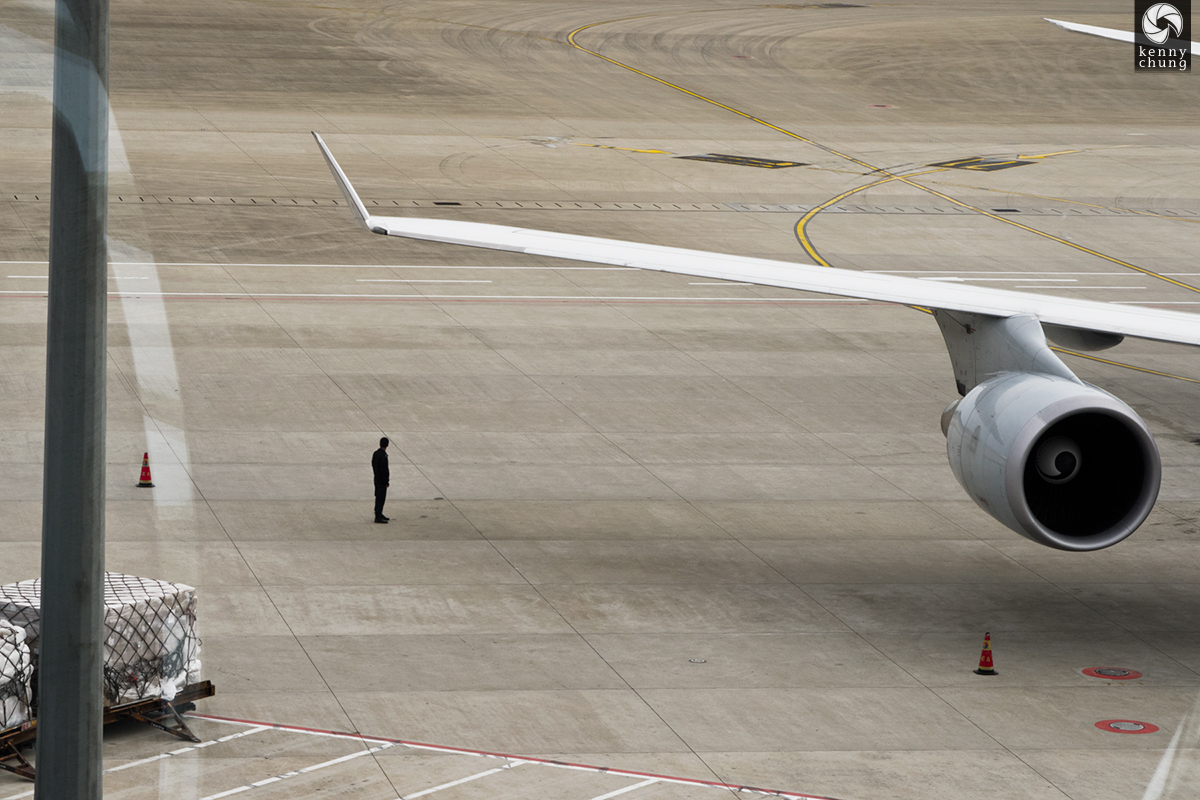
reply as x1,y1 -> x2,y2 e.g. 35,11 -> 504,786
945,372 -> 1161,551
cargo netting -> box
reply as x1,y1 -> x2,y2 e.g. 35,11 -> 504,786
0,621 -> 32,730
0,573 -> 201,706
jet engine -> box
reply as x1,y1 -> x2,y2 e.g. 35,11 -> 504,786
944,372 -> 1161,551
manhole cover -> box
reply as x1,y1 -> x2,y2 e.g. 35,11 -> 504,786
1083,667 -> 1143,680
1096,719 -> 1159,734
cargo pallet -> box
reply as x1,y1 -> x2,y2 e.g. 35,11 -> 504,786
0,680 -> 216,781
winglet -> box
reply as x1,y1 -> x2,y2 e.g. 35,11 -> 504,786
311,131 -> 381,233
1044,18 -> 1135,45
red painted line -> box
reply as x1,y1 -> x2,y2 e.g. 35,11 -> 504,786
186,712 -> 842,799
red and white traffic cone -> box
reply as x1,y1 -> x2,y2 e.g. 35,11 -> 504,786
974,632 -> 997,675
137,452 -> 154,488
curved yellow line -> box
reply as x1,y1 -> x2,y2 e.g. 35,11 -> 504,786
565,18 -> 1200,296
565,22 -> 878,171
794,169 -> 946,267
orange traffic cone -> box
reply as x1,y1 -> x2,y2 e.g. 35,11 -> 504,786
974,632 -> 997,675
137,452 -> 154,488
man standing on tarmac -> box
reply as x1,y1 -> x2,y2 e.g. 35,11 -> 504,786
372,437 -> 390,523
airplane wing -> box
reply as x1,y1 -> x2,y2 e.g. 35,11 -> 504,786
313,132 -> 1196,552
1045,17 -> 1199,50
311,133 -> 1200,348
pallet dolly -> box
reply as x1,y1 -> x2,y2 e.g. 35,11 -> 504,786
0,680 -> 216,781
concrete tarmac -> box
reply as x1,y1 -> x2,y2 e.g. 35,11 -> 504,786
2,1 -> 1200,798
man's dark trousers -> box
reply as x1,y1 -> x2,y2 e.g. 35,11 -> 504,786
374,484 -> 387,519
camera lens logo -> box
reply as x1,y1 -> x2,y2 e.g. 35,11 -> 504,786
1143,2 -> 1184,43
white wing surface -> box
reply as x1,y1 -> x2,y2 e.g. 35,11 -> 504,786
313,132 -> 1200,347
1045,17 -> 1198,49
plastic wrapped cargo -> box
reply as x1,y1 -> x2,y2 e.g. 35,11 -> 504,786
0,573 -> 201,705
0,621 -> 32,729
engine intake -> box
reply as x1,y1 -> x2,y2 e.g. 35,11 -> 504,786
945,372 -> 1161,551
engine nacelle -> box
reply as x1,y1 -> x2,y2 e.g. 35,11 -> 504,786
945,372 -> 1161,551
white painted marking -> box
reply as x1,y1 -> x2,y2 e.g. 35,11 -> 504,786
0,726 -> 270,800
1015,286 -> 1146,290
106,726 -> 271,773
355,279 -> 493,283
187,715 -> 832,799
689,282 -> 754,285
588,777 -> 660,800
402,763 -> 522,799
918,277 -> 1078,282
868,270 -> 1184,276
197,741 -> 400,800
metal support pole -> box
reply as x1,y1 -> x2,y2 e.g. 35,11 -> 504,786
36,0 -> 109,794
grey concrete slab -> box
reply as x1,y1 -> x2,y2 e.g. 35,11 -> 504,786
586,632 -> 920,689
693,500 -> 973,540
238,541 -> 525,586
396,431 -> 636,466
419,464 -> 679,501
744,540 -> 1040,585
493,540 -> 788,585
209,499 -> 483,541
1017,748 -> 1200,800
803,583 -> 1120,634
642,687 -> 1001,752
301,634 -> 627,692
370,402 -> 593,433
647,464 -> 914,502
188,463 -> 438,501
864,630 -> 1200,688
1062,584 -> 1200,632
537,584 -> 849,634
605,432 -> 849,465
192,586 -> 294,637
338,689 -> 691,755
452,500 -> 731,540
265,585 -> 575,636
201,635 -> 331,694
990,540 -> 1200,584
701,750 -> 1068,800
935,687 -> 1192,751
105,539 -> 259,587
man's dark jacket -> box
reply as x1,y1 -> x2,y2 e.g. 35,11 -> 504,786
372,448 -> 389,488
